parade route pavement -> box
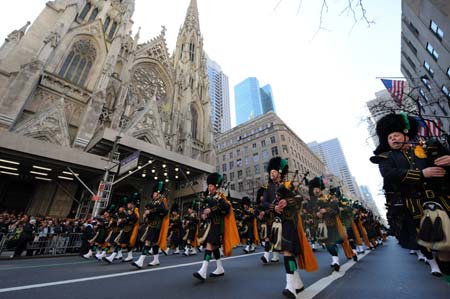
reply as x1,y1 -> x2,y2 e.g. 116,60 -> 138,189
0,239 -> 448,299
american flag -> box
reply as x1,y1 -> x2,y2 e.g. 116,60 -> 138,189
381,79 -> 405,107
415,117 -> 441,137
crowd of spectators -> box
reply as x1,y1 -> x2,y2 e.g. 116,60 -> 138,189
0,211 -> 90,258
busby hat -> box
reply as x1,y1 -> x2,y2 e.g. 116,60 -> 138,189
267,157 -> 289,175
256,187 -> 266,201
105,204 -> 116,214
241,196 -> 251,206
128,192 -> 140,205
170,203 -> 179,213
152,181 -> 165,194
120,196 -> 128,207
373,113 -> 418,155
308,176 -> 325,196
329,186 -> 342,198
207,172 -> 223,187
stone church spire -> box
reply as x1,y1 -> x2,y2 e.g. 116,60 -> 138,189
182,0 -> 200,32
171,0 -> 213,163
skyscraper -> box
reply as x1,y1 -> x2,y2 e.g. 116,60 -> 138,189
234,77 -> 275,126
401,0 -> 450,133
260,84 -> 275,114
308,138 -> 360,200
207,56 -> 231,134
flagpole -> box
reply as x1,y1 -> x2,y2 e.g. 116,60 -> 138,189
376,77 -> 406,79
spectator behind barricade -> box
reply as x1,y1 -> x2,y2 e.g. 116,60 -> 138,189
12,216 -> 36,258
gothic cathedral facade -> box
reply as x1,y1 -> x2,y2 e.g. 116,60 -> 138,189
0,0 -> 214,164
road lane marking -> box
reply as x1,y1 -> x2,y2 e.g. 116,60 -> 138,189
0,252 -> 261,293
298,250 -> 371,299
0,260 -> 95,271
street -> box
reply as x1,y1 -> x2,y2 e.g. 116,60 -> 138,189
0,238 -> 448,299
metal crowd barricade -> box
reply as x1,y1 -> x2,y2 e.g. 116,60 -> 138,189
0,232 -> 15,255
26,232 -> 83,256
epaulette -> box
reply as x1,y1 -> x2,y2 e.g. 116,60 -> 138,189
369,152 -> 389,164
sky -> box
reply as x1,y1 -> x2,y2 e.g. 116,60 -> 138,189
0,0 -> 404,217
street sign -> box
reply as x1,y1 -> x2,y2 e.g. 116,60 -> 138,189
118,150 -> 140,176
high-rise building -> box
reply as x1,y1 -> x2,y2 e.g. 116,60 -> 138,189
260,84 -> 275,114
234,77 -> 275,126
207,56 -> 231,134
215,112 -> 326,197
360,185 -> 381,217
308,138 -> 360,200
401,0 -> 450,133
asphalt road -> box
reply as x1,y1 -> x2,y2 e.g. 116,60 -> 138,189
0,239 -> 448,299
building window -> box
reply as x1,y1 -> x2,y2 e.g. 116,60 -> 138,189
271,146 -> 278,156
237,158 -> 242,167
222,154 -> 226,162
189,43 -> 195,62
108,22 -> 118,39
262,149 -> 269,161
88,7 -> 98,22
254,165 -> 260,174
231,184 -> 235,190
79,2 -> 91,20
244,146 -> 249,153
424,61 -> 434,77
426,42 -> 439,60
282,145 -> 288,154
421,77 -> 431,90
230,172 -> 234,181
238,170 -> 243,179
430,20 -> 444,40
253,152 -> 259,162
229,161 -> 234,170
261,140 -> 266,147
419,89 -> 429,103
245,167 -> 251,176
238,182 -> 243,192
236,149 -> 241,156
191,105 -> 198,140
281,135 -> 285,141
223,174 -> 227,183
245,156 -> 250,165
252,143 -> 257,149
222,163 -> 227,172
58,39 -> 96,87
103,16 -> 111,32
229,152 -> 233,159
442,85 -> 450,99
270,136 -> 276,144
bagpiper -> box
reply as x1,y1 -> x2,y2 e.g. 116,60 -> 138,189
103,195 -> 140,263
370,113 -> 450,276
183,203 -> 199,256
132,181 -> 169,268
273,163 -> 318,298
193,172 -> 240,281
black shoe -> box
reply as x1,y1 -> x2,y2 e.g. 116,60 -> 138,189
282,289 -> 296,299
193,272 -> 206,281
296,287 -> 305,294
431,271 -> 443,277
312,248 -> 317,252
332,263 -> 340,272
243,248 -> 249,254
353,255 -> 358,262
261,256 -> 268,264
209,272 -> 225,277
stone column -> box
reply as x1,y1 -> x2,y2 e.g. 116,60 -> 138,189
73,90 -> 105,149
0,59 -> 43,130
